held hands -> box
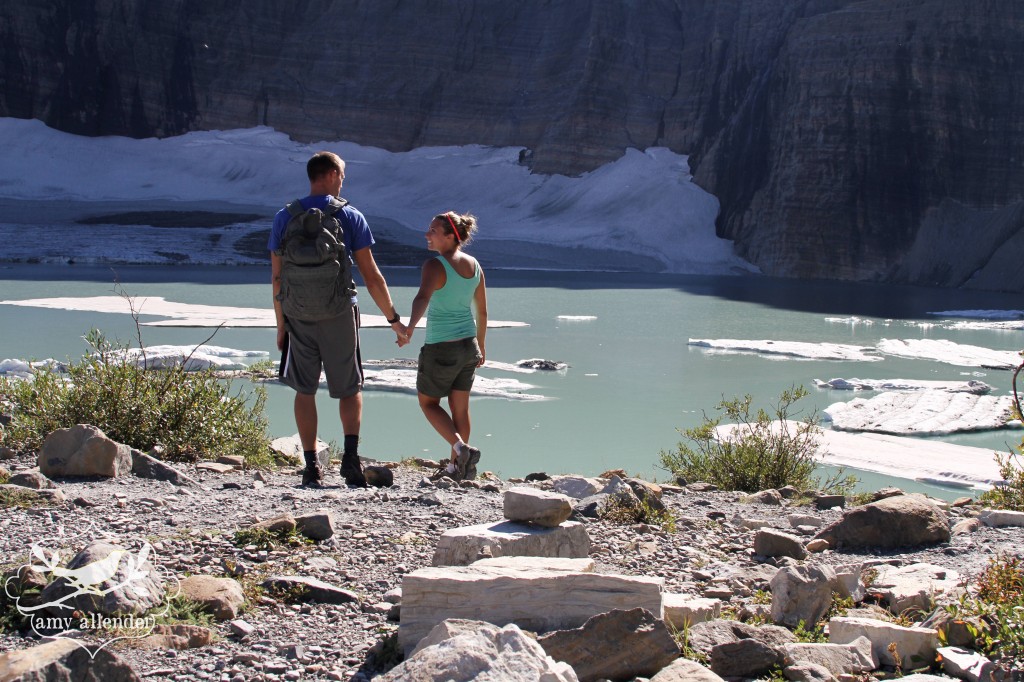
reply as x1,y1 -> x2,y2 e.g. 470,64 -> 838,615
393,321 -> 412,347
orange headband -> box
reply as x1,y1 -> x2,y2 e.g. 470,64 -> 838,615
445,213 -> 461,243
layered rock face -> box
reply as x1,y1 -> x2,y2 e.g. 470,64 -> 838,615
2,0 -> 1022,290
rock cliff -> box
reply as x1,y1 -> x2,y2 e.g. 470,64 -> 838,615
2,0 -> 1022,290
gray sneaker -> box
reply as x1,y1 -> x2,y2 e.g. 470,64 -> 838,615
463,447 -> 481,480
454,450 -> 470,481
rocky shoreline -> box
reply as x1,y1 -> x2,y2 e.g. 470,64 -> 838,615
1,434 -> 1023,681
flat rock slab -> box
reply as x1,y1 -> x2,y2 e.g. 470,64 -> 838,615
399,556 -> 663,654
261,575 -> 359,605
432,519 -> 590,567
196,462 -> 235,474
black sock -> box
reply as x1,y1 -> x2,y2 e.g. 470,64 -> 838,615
344,435 -> 359,457
303,450 -> 316,467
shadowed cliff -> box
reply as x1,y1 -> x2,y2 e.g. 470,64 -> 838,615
2,0 -> 1022,291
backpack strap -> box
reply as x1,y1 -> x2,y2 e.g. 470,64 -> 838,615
324,196 -> 349,215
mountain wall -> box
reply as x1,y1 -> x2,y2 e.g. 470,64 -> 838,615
2,0 -> 1022,291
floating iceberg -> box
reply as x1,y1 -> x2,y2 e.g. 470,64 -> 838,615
814,378 -> 992,394
876,338 -> 1020,370
348,369 -> 545,401
824,390 -> 1017,436
114,345 -> 270,371
688,339 -> 882,362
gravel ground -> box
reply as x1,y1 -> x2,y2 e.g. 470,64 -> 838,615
1,450 -> 1021,681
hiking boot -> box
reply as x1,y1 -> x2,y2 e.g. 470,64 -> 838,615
341,453 -> 367,488
464,447 -> 481,481
301,465 -> 323,487
301,452 -> 323,487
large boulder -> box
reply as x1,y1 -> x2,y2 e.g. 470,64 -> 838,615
178,575 -> 245,621
38,541 -> 165,618
686,619 -> 797,660
650,658 -> 726,682
0,638 -> 140,681
710,638 -> 781,679
814,494 -> 950,550
770,564 -> 837,628
380,619 -> 577,682
38,424 -> 133,478
504,487 -> 573,527
537,608 -> 678,682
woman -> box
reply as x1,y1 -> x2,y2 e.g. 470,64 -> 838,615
403,211 -> 488,480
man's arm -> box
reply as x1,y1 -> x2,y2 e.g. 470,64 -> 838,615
351,247 -> 404,337
405,258 -> 445,341
271,253 -> 286,351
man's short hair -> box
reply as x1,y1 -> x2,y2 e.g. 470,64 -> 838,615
307,151 -> 344,181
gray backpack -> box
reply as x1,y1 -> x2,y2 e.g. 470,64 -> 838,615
275,196 -> 357,321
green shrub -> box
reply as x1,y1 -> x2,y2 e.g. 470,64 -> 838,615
601,495 -> 677,532
980,354 -> 1024,510
941,556 -> 1024,673
232,526 -> 310,550
0,328 -> 270,467
659,385 -> 856,494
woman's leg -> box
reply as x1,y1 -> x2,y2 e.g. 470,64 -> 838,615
448,389 -> 480,479
448,389 -> 471,445
418,392 -> 460,457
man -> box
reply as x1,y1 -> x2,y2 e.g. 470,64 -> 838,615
269,151 -> 405,487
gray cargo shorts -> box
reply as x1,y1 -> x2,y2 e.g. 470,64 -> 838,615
279,305 -> 363,399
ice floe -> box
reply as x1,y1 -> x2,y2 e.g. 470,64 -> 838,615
557,315 -> 597,322
328,369 -> 545,401
0,358 -> 66,380
814,378 -> 993,393
688,339 -> 882,362
718,420 -> 1005,491
824,390 -> 1017,436
0,296 -> 528,329
876,338 -> 1020,370
946,320 -> 1024,331
113,345 -> 269,371
365,358 -> 566,375
0,346 -> 267,374
824,316 -> 877,326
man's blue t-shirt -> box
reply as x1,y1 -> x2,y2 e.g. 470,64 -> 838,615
269,195 -> 375,305
268,195 -> 375,254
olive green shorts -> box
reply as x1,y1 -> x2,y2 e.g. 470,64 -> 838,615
416,338 -> 482,398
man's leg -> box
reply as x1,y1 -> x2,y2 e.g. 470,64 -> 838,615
294,392 -> 321,485
339,391 -> 362,435
295,393 -> 318,450
339,391 -> 366,487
